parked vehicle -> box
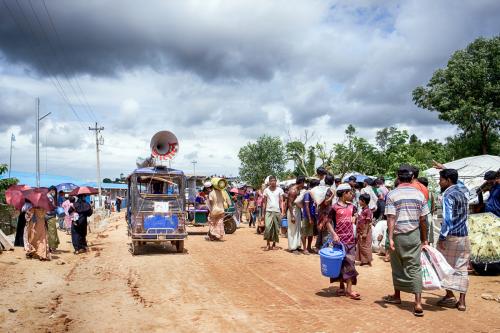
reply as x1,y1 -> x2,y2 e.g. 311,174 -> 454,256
126,166 -> 187,255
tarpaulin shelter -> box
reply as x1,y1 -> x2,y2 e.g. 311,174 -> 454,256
424,155 -> 500,192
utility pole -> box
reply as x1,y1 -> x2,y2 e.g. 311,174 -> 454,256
89,122 -> 104,208
9,133 -> 15,178
192,160 -> 197,189
36,98 -> 51,187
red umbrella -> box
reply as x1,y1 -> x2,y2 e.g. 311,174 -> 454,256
5,185 -> 31,210
69,186 -> 99,196
21,188 -> 53,211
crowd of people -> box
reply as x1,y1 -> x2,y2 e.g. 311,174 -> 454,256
206,164 -> 500,316
13,187 -> 93,259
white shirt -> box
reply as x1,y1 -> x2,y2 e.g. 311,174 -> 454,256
361,185 -> 378,211
264,187 -> 284,213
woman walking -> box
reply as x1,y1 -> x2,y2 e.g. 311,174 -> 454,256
356,193 -> 373,266
69,194 -> 93,254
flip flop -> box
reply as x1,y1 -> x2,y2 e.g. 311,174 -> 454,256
336,289 -> 346,297
456,302 -> 466,311
413,307 -> 424,317
348,292 -> 361,300
437,297 -> 457,307
383,295 -> 402,304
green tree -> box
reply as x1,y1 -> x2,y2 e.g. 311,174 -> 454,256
0,164 -> 18,203
238,135 -> 286,188
103,178 -> 113,183
413,36 -> 500,154
285,141 -> 316,177
328,125 -> 379,178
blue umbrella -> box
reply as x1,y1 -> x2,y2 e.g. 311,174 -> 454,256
342,174 -> 370,183
56,183 -> 79,192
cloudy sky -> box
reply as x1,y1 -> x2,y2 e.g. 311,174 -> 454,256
0,0 -> 499,180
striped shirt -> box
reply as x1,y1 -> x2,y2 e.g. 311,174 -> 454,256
384,184 -> 429,234
440,184 -> 469,240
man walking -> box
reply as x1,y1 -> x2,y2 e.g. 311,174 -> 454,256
437,169 -> 471,311
383,165 -> 429,317
263,176 -> 285,250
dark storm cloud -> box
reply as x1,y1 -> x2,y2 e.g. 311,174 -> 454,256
0,0 -> 319,81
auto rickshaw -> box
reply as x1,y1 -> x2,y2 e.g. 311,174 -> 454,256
126,166 -> 188,255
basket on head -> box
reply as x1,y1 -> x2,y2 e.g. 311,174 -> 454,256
211,177 -> 227,191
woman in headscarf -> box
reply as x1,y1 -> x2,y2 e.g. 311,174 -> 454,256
69,194 -> 93,254
46,186 -> 60,252
14,207 -> 27,247
24,202 -> 51,260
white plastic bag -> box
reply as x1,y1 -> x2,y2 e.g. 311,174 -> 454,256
423,245 -> 455,281
310,185 -> 328,206
421,253 -> 441,290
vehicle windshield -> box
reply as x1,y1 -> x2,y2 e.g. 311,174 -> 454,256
136,174 -> 182,198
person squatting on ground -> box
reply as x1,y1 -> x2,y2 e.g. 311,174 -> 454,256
262,176 -> 285,250
286,176 -> 306,253
356,193 -> 373,266
326,183 -> 360,300
302,179 -> 319,254
383,165 -> 429,317
437,168 -> 471,311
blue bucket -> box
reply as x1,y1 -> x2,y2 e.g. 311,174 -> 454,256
281,218 -> 288,228
319,242 -> 345,278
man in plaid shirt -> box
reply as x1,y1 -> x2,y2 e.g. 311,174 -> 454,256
437,168 -> 470,312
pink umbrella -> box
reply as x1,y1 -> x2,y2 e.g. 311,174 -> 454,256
229,188 -> 239,194
69,186 -> 99,196
21,188 -> 52,211
5,184 -> 31,210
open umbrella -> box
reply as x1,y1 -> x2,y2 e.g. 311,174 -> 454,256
5,184 -> 31,210
229,188 -> 239,194
21,188 -> 53,211
56,183 -> 78,192
69,186 -> 99,196
468,212 -> 500,264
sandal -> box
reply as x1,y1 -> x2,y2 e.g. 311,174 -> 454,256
413,307 -> 424,317
336,289 -> 346,297
348,292 -> 361,300
383,295 -> 402,304
437,297 -> 457,307
456,302 -> 466,311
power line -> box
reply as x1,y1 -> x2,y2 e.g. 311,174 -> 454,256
3,0 -> 88,132
38,0 -> 99,123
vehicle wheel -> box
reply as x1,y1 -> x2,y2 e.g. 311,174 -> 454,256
130,241 -> 142,255
176,240 -> 184,253
224,217 -> 237,234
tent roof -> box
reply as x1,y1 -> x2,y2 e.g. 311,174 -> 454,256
424,154 -> 500,190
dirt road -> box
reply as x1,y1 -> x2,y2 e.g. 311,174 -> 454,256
1,213 -> 499,332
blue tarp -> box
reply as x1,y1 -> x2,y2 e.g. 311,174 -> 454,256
1,171 -> 85,188
1,171 -> 128,189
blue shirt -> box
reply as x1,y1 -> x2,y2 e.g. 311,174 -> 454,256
485,183 -> 500,217
302,192 -> 316,220
440,184 -> 469,240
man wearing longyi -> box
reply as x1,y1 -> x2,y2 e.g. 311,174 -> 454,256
382,165 -> 429,317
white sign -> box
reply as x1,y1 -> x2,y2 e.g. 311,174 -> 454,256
154,201 -> 169,213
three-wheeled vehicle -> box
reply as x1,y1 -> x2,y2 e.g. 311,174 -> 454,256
186,190 -> 239,234
126,166 -> 188,255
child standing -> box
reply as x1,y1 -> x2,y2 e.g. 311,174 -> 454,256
326,183 -> 360,300
356,193 -> 373,266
